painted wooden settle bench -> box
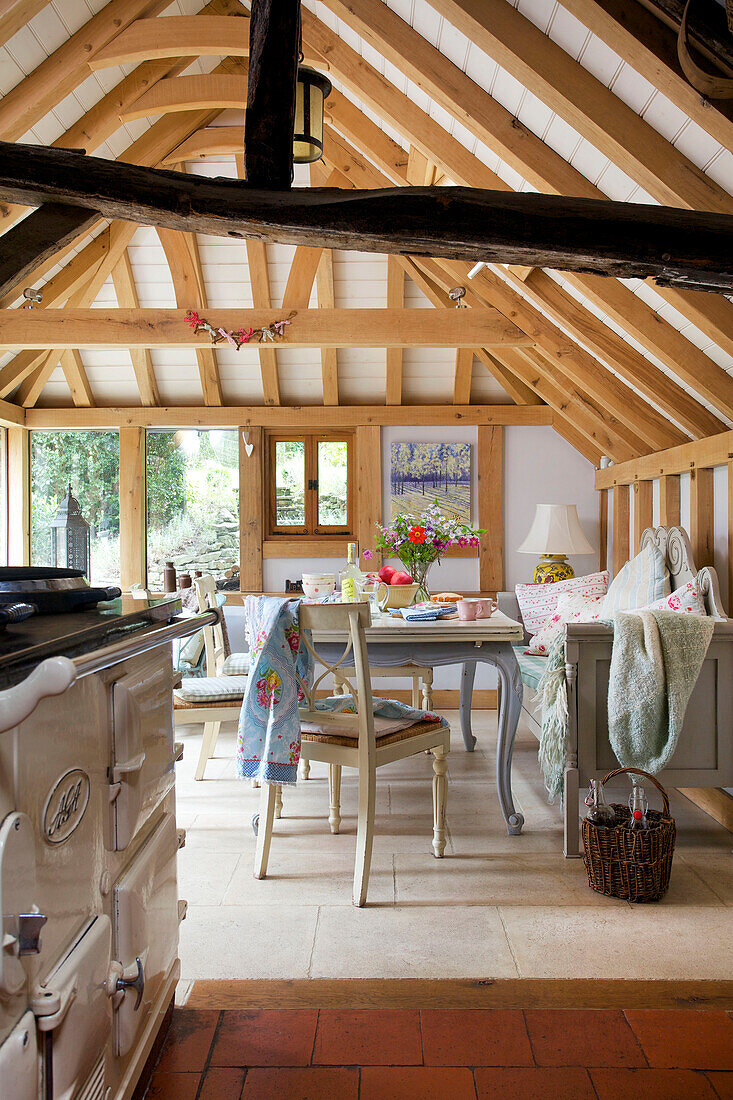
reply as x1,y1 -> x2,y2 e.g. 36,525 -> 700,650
497,526 -> 733,857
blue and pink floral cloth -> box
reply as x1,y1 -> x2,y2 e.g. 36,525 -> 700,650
236,596 -> 311,785
237,596 -> 448,786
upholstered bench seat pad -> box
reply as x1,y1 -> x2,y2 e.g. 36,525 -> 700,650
513,645 -> 546,694
174,675 -> 249,703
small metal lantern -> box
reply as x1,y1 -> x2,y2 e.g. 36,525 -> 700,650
293,66 -> 332,163
50,483 -> 91,577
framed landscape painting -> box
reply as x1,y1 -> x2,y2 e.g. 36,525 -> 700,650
390,442 -> 471,523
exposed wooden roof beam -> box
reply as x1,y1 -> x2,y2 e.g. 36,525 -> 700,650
237,150 -> 281,408
499,268 -> 725,439
0,1 -> 46,49
60,350 -> 95,408
499,347 -> 640,462
310,161 -> 339,407
430,0 -> 731,215
0,0 -> 173,143
24,404 -> 553,429
0,308 -> 533,350
310,3 -> 733,407
111,252 -> 160,407
89,12 -> 324,71
121,74 -> 248,122
385,256 -> 403,406
157,228 -> 223,406
3,142 -> 732,291
453,348 -> 473,405
561,0 -> 733,152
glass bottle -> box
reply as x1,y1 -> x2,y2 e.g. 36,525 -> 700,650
584,779 -> 616,827
340,542 -> 363,602
626,786 -> 648,832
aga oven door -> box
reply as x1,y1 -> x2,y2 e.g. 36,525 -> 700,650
113,812 -> 178,1058
33,915 -> 112,1100
110,653 -> 175,851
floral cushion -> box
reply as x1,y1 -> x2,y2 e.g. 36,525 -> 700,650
601,543 -> 669,615
515,571 -> 609,635
526,593 -> 606,655
641,580 -> 706,616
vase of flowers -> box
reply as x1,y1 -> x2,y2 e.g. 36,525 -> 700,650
373,501 -> 484,603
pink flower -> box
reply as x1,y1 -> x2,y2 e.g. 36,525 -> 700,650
363,549 -> 374,559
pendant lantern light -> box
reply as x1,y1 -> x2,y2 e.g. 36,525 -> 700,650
293,65 -> 332,163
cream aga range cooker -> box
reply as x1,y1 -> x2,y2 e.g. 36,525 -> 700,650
0,595 -> 215,1099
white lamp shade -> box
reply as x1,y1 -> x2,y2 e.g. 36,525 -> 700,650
518,504 -> 594,556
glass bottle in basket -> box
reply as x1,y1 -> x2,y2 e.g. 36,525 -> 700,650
626,785 -> 649,831
584,779 -> 616,827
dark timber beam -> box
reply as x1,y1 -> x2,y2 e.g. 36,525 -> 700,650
2,144 -> 733,297
0,203 -> 98,303
244,0 -> 300,187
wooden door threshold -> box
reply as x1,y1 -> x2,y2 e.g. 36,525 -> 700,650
184,978 -> 733,1010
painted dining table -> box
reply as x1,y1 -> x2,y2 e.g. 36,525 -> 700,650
312,608 -> 527,836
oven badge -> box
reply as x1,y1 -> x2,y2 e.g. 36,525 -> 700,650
42,769 -> 91,845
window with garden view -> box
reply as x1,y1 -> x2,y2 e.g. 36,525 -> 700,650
146,430 -> 239,588
269,433 -> 352,537
31,430 -> 120,585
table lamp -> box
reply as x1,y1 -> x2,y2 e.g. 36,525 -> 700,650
518,504 -> 594,583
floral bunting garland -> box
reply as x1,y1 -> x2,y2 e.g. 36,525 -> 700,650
185,310 -> 294,350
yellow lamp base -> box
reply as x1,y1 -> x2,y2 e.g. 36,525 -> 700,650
533,555 -> 575,584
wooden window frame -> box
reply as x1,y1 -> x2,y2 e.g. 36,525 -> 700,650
266,430 -> 355,541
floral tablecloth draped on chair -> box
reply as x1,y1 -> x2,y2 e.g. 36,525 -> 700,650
236,596 -> 312,785
372,500 -> 484,602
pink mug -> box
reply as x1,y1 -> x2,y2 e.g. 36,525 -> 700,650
474,597 -> 497,618
457,599 -> 477,621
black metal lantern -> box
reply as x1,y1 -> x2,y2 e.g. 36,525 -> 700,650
293,66 -> 332,163
50,483 -> 91,577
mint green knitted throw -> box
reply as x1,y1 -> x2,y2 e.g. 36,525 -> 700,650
607,609 -> 713,774
537,610 -> 714,800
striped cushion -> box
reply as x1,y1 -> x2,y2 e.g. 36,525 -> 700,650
601,543 -> 670,615
513,646 -> 546,694
222,652 -> 250,675
174,675 -> 248,703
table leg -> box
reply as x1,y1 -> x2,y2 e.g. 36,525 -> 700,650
493,643 -> 525,836
459,662 -> 477,751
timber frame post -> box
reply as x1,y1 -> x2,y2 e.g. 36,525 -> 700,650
119,427 -> 146,590
8,427 -> 30,566
244,0 -> 300,188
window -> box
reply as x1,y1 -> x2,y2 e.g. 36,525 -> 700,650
30,430 -> 120,585
268,433 -> 353,537
146,429 -> 239,589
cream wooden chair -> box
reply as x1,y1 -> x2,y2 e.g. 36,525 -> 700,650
253,601 -> 450,907
173,575 -> 248,781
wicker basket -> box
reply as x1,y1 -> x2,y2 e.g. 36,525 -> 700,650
582,767 -> 676,903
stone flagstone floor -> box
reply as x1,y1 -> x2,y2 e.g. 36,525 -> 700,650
174,710 -> 733,985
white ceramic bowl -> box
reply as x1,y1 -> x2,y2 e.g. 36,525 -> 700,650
382,583 -> 420,609
302,573 -> 335,599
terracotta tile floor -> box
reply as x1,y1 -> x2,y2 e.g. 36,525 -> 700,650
147,1007 -> 733,1098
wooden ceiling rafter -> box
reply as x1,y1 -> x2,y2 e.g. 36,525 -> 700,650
312,1 -> 733,406
236,152 -> 281,408
310,161 -> 339,407
0,0 -> 174,144
110,251 -> 161,407
318,125 -> 684,454
157,225 -> 223,406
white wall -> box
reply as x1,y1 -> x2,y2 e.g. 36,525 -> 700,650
263,424 -> 598,694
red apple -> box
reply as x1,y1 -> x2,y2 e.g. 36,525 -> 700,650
379,565 -> 396,583
365,572 -> 380,581
391,570 -> 414,585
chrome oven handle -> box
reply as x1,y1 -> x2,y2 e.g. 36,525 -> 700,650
0,609 -> 221,734
116,957 -> 145,1011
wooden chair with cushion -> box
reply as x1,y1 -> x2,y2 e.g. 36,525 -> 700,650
253,601 -> 450,907
173,575 -> 248,781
